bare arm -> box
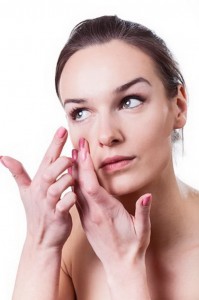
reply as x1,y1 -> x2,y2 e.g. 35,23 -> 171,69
13,240 -> 62,299
13,240 -> 76,300
1,128 -> 76,300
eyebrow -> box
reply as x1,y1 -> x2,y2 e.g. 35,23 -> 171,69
63,77 -> 151,107
114,77 -> 151,93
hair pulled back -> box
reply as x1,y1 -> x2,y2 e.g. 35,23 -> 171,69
55,15 -> 184,98
55,15 -> 185,142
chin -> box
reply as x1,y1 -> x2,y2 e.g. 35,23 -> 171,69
98,172 -> 150,196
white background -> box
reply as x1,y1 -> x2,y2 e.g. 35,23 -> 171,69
0,0 -> 199,298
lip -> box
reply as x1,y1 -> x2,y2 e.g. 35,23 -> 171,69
99,155 -> 136,171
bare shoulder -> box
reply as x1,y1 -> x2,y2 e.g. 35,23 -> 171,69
178,179 -> 199,201
177,179 -> 199,222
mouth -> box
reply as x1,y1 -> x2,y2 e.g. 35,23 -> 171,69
99,155 -> 136,172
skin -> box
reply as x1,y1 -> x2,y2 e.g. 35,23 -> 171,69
59,40 -> 185,203
59,40 -> 199,299
1,39 -> 199,300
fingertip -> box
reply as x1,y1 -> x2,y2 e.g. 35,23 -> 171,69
72,149 -> 78,162
0,156 -> 6,168
0,156 -> 31,186
141,194 -> 152,207
68,167 -> 72,176
0,156 -> 10,168
56,193 -> 76,213
56,127 -> 67,139
78,138 -> 92,164
84,139 -> 90,153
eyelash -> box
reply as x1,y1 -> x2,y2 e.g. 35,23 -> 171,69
68,94 -> 146,121
119,94 -> 146,109
68,107 -> 88,121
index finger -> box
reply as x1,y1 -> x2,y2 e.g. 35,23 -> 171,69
76,139 -> 113,206
36,127 -> 68,175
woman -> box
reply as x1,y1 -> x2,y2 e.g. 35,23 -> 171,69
1,15 -> 199,300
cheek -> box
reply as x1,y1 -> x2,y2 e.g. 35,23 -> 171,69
124,109 -> 174,159
68,124 -> 91,149
68,125 -> 80,149
138,107 -> 173,139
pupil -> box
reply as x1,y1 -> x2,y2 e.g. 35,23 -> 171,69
125,100 -> 130,107
77,111 -> 83,118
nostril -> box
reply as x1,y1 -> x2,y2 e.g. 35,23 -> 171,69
98,132 -> 122,147
111,138 -> 120,145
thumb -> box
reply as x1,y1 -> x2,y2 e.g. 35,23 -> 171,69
1,156 -> 31,188
134,194 -> 152,241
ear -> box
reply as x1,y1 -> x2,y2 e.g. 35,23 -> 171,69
173,85 -> 187,129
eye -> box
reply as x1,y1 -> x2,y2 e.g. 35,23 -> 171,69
121,95 -> 145,109
69,107 -> 91,121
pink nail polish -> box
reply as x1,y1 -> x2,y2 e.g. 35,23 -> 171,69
57,127 -> 66,138
142,194 -> 151,206
0,157 -> 8,168
68,167 -> 72,176
78,137 -> 85,150
72,149 -> 78,162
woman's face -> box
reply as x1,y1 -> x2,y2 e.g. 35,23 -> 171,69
59,40 -> 183,195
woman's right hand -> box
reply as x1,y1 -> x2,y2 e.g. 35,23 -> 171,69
0,127 -> 76,250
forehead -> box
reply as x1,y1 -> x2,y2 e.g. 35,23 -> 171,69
59,40 -> 160,100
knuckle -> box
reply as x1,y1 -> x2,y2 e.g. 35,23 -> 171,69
56,201 -> 66,213
87,207 -> 104,225
89,214 -> 103,225
84,183 -> 99,197
43,155 -> 54,165
17,161 -> 24,170
48,185 -> 59,197
42,171 -> 54,183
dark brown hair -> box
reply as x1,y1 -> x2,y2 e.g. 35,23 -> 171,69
55,15 -> 185,142
55,15 -> 185,98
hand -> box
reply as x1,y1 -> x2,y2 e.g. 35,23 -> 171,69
0,127 -> 76,249
72,138 -> 152,269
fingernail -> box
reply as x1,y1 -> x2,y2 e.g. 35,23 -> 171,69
57,127 -> 67,138
78,138 -> 87,161
0,157 -> 8,168
68,167 -> 72,176
72,149 -> 78,162
78,137 -> 85,150
142,194 -> 152,206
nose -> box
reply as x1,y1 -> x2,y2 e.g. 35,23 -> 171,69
97,115 -> 124,147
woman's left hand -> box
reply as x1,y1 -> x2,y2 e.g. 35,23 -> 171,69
72,138 -> 152,271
